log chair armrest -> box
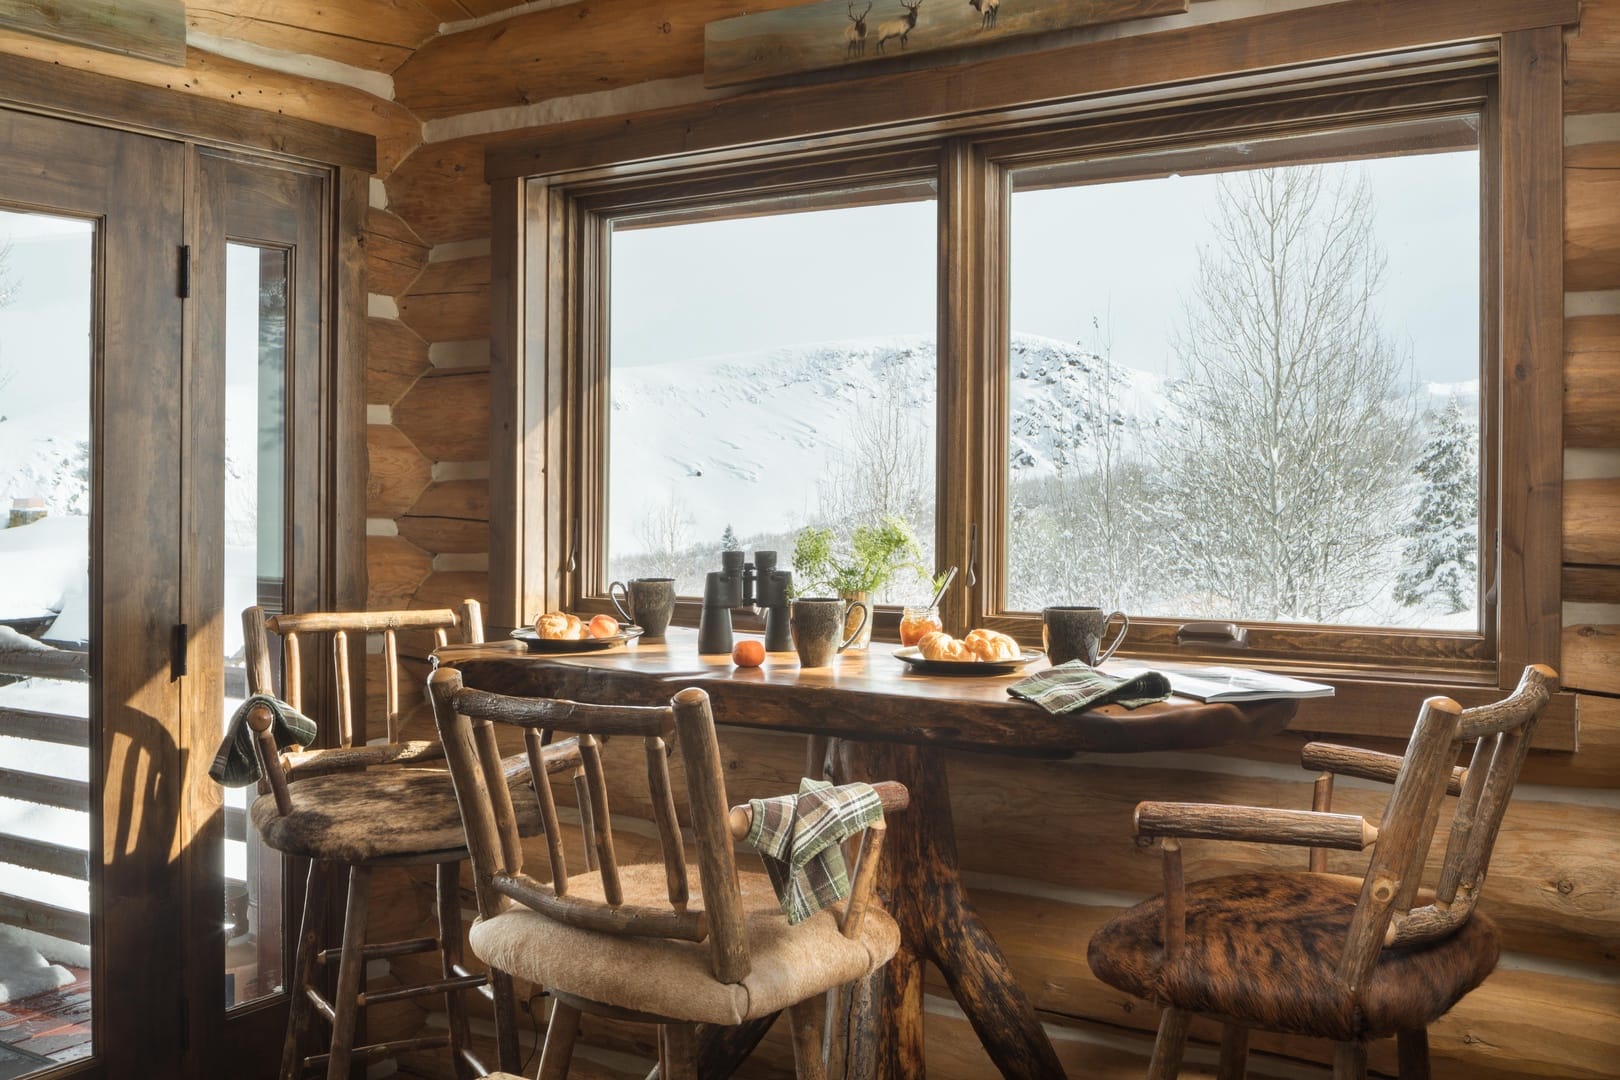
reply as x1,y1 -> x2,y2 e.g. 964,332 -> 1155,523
281,740 -> 447,779
1301,742 -> 1466,796
245,702 -> 293,817
1135,801 -> 1379,851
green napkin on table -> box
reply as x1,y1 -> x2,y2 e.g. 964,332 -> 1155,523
1008,661 -> 1171,714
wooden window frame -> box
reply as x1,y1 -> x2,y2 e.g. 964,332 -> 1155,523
491,10 -> 1567,706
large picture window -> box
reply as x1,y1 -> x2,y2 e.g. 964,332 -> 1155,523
497,24 -> 1564,695
1004,141 -> 1482,634
606,197 -> 938,602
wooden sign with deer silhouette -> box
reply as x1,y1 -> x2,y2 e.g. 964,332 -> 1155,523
705,0 -> 1188,88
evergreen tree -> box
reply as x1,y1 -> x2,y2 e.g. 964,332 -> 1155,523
721,524 -> 740,551
1394,395 -> 1478,613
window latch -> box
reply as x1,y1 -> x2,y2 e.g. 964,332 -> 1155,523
565,517 -> 580,575
1176,622 -> 1248,649
966,522 -> 979,588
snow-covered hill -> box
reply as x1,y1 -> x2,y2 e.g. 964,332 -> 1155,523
609,331 -> 1475,554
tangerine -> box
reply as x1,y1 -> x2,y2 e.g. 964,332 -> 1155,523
732,639 -> 766,667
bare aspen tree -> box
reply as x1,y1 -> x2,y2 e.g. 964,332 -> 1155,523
1158,166 -> 1416,622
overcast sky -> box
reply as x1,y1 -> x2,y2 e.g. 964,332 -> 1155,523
611,149 -> 1480,384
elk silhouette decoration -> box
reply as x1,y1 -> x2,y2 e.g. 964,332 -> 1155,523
874,0 -> 923,52
844,1 -> 872,55
969,0 -> 998,28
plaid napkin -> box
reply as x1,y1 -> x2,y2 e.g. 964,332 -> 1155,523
1008,661 -> 1171,714
743,777 -> 884,925
209,694 -> 318,787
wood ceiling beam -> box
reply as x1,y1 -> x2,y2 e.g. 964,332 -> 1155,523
393,0 -> 808,120
0,28 -> 421,174
185,0 -> 442,72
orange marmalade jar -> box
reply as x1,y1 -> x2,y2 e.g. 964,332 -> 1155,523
899,605 -> 943,647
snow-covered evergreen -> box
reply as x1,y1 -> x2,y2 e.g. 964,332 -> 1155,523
1394,394 -> 1479,614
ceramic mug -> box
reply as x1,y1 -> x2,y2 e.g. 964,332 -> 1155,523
789,596 -> 869,667
1043,606 -> 1130,666
608,577 -> 677,637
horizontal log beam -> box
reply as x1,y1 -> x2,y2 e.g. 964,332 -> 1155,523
0,833 -> 88,880
0,768 -> 88,811
0,31 -> 402,173
1563,326 -> 1620,447
0,707 -> 90,747
0,889 -> 90,943
0,0 -> 184,66
1565,479 -> 1620,565
486,0 -> 1582,179
0,648 -> 89,681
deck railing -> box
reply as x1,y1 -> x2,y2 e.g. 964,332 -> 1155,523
0,644 -> 249,950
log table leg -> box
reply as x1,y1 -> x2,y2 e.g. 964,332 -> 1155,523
829,739 -> 1065,1080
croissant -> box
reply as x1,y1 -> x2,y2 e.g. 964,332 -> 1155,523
917,631 -> 973,662
536,611 -> 585,640
964,628 -> 1020,662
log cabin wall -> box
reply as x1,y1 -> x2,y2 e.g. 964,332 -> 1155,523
353,1 -> 1620,1077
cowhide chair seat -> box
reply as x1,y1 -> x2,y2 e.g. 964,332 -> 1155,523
1089,871 -> 1500,1042
251,760 -> 547,865
1088,666 -> 1555,1080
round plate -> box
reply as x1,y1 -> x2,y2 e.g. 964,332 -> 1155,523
509,625 -> 645,652
894,645 -> 1044,676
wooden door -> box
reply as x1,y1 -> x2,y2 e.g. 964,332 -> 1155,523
0,108 -> 188,1077
188,150 -> 329,1070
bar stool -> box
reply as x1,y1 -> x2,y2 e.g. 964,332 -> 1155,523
240,603 -> 575,1080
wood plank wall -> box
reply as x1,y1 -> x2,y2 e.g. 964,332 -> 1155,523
351,2 -> 1620,1077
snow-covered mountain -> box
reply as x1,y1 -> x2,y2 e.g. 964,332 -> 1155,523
609,330 -> 1476,555
609,331 -> 1169,549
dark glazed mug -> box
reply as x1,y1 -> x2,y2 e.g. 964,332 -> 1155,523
1043,606 -> 1130,666
789,596 -> 869,668
608,577 -> 677,637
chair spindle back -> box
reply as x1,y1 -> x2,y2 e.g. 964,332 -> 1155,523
243,602 -> 482,746
429,669 -> 751,984
1333,664 -> 1554,995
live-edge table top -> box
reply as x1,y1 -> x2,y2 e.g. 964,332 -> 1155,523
435,628 -> 1297,757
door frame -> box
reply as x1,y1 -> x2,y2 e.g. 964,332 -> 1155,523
0,63 -> 370,1080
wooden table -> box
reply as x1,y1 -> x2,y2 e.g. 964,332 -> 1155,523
436,630 -> 1298,1080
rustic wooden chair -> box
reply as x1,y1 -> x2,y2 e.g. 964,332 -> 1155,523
427,665 -> 909,1080
1087,664 -> 1555,1080
240,604 -> 578,1080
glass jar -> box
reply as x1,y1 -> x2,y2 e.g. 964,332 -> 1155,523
899,604 -> 943,647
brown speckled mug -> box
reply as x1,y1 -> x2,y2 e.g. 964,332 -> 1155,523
789,596 -> 869,668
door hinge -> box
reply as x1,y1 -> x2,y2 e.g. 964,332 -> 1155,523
170,623 -> 188,680
178,244 -> 190,298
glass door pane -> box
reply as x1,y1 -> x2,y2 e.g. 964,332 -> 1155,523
0,208 -> 95,1070
222,243 -> 288,1008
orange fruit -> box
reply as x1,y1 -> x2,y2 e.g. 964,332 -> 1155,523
587,614 -> 620,638
732,639 -> 765,667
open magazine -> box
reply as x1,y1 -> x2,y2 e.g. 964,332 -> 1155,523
1110,662 -> 1335,703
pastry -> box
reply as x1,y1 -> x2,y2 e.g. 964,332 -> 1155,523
964,628 -> 1020,662
917,628 -> 1020,662
917,631 -> 972,662
535,611 -> 585,640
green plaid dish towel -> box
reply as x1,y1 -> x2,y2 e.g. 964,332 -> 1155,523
1008,661 -> 1171,714
743,777 -> 884,925
209,694 -> 318,787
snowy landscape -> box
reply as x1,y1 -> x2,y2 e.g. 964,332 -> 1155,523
607,330 -> 1480,628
